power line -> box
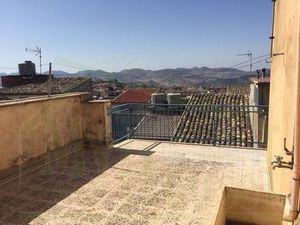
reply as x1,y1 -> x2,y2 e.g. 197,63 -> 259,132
237,51 -> 253,72
0,62 -> 89,72
235,59 -> 268,69
0,66 -> 18,70
230,54 -> 270,69
54,62 -> 95,70
0,63 -> 48,71
235,57 -> 270,70
1,55 -> 271,74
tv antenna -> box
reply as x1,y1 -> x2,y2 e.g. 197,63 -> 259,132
237,51 -> 253,72
25,46 -> 42,74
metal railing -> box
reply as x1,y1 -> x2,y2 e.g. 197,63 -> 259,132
111,103 -> 268,148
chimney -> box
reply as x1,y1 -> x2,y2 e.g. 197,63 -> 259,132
18,61 -> 36,77
256,70 -> 260,79
261,68 -> 266,78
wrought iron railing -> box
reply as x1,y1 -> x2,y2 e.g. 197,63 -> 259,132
111,103 -> 268,148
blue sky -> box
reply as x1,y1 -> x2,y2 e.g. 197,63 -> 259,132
0,0 -> 272,73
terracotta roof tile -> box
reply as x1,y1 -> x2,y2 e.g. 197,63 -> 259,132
172,93 -> 253,147
250,77 -> 270,84
112,88 -> 159,104
0,77 -> 89,95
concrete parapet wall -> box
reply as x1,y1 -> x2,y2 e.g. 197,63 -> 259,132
82,100 -> 112,146
0,93 -> 112,174
214,187 -> 286,225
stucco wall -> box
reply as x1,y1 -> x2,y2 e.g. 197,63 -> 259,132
0,94 -> 112,174
214,187 -> 285,225
268,0 -> 300,193
82,100 -> 112,146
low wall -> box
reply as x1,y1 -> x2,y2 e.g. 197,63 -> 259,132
82,100 -> 112,146
214,187 -> 286,225
0,93 -> 112,174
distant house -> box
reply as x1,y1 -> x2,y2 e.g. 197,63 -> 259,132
112,88 -> 159,106
0,61 -> 92,100
249,77 -> 270,106
0,77 -> 92,100
93,82 -> 122,99
249,70 -> 270,148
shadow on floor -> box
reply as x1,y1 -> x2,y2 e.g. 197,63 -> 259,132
0,144 -> 155,225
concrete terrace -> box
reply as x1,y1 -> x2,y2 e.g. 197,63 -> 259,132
0,140 -> 269,225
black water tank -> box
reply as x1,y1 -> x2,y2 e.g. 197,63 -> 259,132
18,61 -> 36,76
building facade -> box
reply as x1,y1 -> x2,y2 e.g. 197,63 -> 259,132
268,0 -> 300,195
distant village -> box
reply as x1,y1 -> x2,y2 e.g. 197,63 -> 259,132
0,61 -> 269,102
0,60 -> 270,149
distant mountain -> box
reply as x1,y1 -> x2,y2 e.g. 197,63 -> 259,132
43,70 -> 70,76
1,67 -> 270,87
72,67 -> 265,87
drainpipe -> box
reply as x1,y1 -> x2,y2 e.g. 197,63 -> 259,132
284,6 -> 300,222
270,0 -> 276,58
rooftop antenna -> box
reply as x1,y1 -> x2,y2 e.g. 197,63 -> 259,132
25,46 -> 42,74
237,51 -> 253,72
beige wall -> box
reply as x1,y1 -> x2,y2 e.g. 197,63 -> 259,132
214,187 -> 285,225
83,100 -> 112,146
268,0 -> 300,193
0,94 -> 112,174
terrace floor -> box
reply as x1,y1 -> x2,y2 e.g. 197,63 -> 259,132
0,140 -> 269,225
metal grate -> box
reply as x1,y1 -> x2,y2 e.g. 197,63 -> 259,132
111,103 -> 268,148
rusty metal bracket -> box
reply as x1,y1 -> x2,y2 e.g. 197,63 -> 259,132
272,52 -> 285,57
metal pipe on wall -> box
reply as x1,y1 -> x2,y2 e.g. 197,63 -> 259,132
270,0 -> 276,58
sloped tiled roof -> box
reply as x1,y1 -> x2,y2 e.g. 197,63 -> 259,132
0,77 -> 89,95
112,88 -> 159,104
250,77 -> 270,84
173,94 -> 253,147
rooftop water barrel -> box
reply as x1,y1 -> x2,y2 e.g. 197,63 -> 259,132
167,93 -> 182,104
151,93 -> 167,104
